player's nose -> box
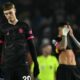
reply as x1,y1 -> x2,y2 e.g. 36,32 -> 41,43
6,13 -> 11,17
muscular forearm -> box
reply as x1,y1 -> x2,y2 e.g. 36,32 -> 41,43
71,35 -> 80,48
59,36 -> 67,50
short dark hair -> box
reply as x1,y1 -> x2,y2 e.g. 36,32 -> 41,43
41,38 -> 51,48
58,22 -> 67,28
2,2 -> 15,11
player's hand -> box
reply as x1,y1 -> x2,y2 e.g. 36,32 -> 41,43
33,62 -> 39,78
62,25 -> 69,36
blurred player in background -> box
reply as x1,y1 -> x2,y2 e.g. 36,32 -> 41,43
52,23 -> 80,80
0,2 -> 39,80
31,38 -> 59,80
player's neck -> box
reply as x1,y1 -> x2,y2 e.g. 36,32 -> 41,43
43,54 -> 50,57
8,18 -> 18,26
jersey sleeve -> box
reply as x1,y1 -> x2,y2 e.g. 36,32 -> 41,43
24,24 -> 34,41
24,23 -> 38,64
0,30 -> 4,64
24,23 -> 39,77
0,31 -> 4,45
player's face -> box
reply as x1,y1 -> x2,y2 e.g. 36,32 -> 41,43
3,8 -> 16,23
42,45 -> 52,56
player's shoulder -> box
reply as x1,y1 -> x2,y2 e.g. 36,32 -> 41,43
50,55 -> 58,61
18,21 -> 30,31
37,56 -> 42,59
37,56 -> 44,60
50,55 -> 57,59
18,21 -> 29,27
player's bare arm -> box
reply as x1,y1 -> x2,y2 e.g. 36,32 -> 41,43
69,26 -> 80,48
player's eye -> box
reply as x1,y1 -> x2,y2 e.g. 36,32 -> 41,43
4,13 -> 8,15
9,12 -> 13,15
4,12 -> 13,16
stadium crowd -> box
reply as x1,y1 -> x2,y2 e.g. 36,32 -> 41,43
0,0 -> 80,80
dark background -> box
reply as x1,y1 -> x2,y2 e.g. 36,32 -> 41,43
0,0 -> 80,64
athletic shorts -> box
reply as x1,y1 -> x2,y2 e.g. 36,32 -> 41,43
56,64 -> 80,80
3,63 -> 31,80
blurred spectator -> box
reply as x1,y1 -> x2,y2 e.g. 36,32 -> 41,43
31,38 -> 59,80
38,18 -> 52,39
18,11 -> 31,25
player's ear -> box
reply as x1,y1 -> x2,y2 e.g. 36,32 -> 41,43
15,9 -> 16,13
14,8 -> 16,13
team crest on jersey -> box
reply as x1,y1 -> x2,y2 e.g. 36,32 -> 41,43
29,29 -> 32,34
18,28 -> 24,34
50,65 -> 53,69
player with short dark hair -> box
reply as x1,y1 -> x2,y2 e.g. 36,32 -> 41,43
0,2 -> 39,80
52,23 -> 80,80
